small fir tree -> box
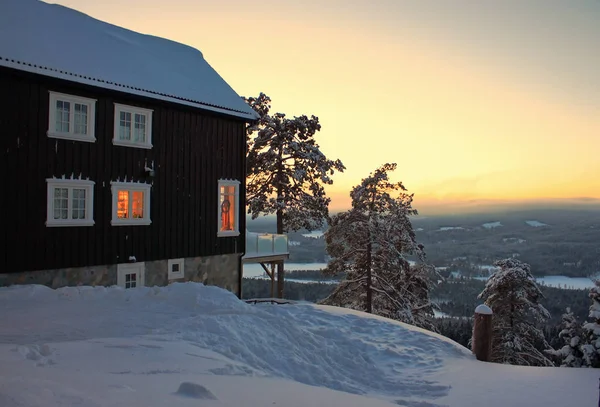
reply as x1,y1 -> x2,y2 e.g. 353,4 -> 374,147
546,308 -> 584,367
478,258 -> 553,366
581,279 -> 600,367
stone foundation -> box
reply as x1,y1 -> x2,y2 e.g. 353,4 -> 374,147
0,253 -> 241,296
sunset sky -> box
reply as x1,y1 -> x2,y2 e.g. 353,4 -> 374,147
53,0 -> 600,214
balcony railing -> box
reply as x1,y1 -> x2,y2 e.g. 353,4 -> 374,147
244,231 -> 289,259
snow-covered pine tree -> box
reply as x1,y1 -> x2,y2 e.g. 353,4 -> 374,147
243,93 -> 345,234
581,279 -> 600,367
478,258 -> 554,366
545,308 -> 584,367
319,163 -> 437,331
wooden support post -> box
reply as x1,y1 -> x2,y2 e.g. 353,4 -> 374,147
270,263 -> 276,299
472,304 -> 493,362
259,262 -> 276,298
277,261 -> 285,299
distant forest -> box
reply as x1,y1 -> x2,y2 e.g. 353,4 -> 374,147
247,207 -> 600,278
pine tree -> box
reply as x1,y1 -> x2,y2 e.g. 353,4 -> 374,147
546,308 -> 584,367
478,258 -> 553,366
319,163 -> 437,331
243,93 -> 345,234
581,279 -> 600,367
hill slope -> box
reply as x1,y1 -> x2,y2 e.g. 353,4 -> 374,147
0,283 -> 597,407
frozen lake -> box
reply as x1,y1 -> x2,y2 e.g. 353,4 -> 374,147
245,263 -> 595,290
474,275 -> 594,290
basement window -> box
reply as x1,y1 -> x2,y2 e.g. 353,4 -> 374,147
117,263 -> 145,289
110,182 -> 151,226
113,103 -> 153,149
46,179 -> 95,227
47,91 -> 96,142
168,258 -> 185,280
217,179 -> 240,237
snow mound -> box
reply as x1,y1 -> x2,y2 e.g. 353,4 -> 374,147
1,282 -> 599,406
175,382 -> 217,400
0,283 -> 468,401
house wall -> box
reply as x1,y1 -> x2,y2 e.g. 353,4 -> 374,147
0,67 -> 247,286
0,253 -> 241,295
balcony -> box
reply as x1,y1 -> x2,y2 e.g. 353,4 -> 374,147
243,231 -> 289,263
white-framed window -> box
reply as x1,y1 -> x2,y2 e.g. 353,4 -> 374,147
46,179 -> 95,227
168,258 -> 185,280
47,91 -> 96,142
217,179 -> 240,237
113,103 -> 153,149
110,182 -> 151,226
117,262 -> 145,289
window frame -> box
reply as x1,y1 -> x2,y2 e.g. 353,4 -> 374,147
217,179 -> 240,237
47,91 -> 97,142
113,103 -> 153,149
117,262 -> 145,289
168,258 -> 185,281
110,182 -> 152,226
46,178 -> 95,227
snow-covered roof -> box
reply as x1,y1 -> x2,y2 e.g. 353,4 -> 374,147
0,0 -> 258,121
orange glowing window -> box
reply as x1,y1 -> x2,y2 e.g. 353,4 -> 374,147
111,182 -> 151,226
218,180 -> 239,236
132,191 -> 144,218
117,190 -> 129,219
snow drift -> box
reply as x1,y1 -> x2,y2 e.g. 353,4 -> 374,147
0,283 -> 598,407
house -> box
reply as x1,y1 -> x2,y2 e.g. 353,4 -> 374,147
0,0 -> 261,297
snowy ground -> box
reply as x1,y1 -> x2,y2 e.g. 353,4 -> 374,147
0,283 -> 598,407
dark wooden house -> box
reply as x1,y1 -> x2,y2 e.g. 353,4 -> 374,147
0,0 -> 259,296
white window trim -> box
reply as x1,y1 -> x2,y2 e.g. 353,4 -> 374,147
117,262 -> 145,289
113,103 -> 153,149
47,91 -> 96,142
217,179 -> 240,237
110,181 -> 152,226
168,258 -> 185,280
46,178 -> 95,227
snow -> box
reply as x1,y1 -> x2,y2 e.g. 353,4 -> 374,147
482,222 -> 503,229
302,230 -> 325,238
475,304 -> 493,315
0,283 -> 598,407
0,0 -> 258,121
525,220 -> 548,227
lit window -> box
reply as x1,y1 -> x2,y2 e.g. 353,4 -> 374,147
110,182 -> 151,226
46,179 -> 95,227
47,92 -> 96,142
113,103 -> 153,149
217,179 -> 240,237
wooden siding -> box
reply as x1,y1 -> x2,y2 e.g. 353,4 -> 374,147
0,67 -> 248,274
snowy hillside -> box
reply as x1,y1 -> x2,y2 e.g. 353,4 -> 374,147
0,283 -> 598,407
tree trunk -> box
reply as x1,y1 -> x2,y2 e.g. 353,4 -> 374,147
276,207 -> 284,299
365,190 -> 376,314
366,238 -> 372,313
276,150 -> 285,298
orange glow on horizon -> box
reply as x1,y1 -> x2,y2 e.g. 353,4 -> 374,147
51,1 -> 600,214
